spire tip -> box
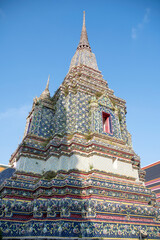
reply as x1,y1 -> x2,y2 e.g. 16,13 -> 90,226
83,11 -> 85,26
46,74 -> 50,88
77,10 -> 91,51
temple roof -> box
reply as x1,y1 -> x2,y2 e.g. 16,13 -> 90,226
69,11 -> 99,71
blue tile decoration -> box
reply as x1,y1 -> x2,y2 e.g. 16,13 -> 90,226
0,171 -> 159,239
2,12 -> 160,239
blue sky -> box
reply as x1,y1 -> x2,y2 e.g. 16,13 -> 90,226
0,0 -> 160,167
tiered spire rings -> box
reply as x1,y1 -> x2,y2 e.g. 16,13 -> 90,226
77,11 -> 91,52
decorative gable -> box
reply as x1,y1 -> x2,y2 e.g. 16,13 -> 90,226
98,95 -> 113,109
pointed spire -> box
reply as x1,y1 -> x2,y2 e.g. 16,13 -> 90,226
40,75 -> 50,99
46,75 -> 50,90
77,11 -> 91,52
69,11 -> 99,71
83,10 -> 85,27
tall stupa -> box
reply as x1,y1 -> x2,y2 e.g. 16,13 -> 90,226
0,12 -> 160,240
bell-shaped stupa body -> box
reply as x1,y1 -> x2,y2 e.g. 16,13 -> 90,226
69,11 -> 98,71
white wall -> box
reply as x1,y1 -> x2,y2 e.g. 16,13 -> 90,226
16,154 -> 139,181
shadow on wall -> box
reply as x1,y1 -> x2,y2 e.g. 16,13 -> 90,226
0,168 -> 15,185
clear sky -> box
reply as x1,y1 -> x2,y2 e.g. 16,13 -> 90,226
0,0 -> 160,167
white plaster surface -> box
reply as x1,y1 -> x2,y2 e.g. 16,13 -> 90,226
16,154 -> 139,180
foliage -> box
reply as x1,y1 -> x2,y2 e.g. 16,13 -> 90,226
77,72 -> 82,77
85,132 -> 93,141
118,112 -> 122,123
64,87 -> 69,97
95,92 -> 103,99
43,170 -> 57,180
67,134 -> 74,140
89,164 -> 94,170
